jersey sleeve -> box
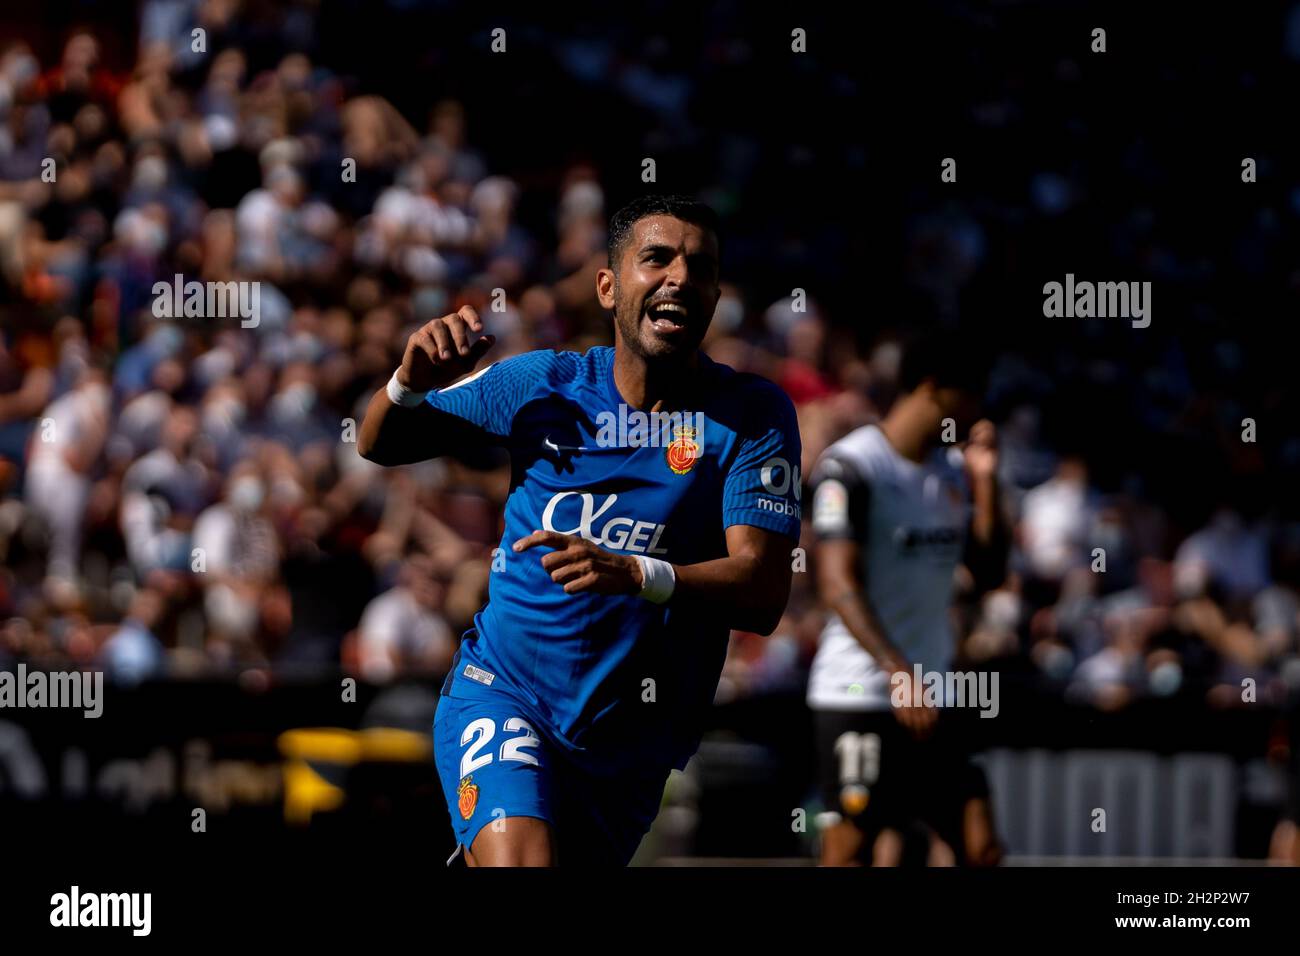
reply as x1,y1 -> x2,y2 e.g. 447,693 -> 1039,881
721,383 -> 803,539
422,350 -> 556,442
809,448 -> 870,541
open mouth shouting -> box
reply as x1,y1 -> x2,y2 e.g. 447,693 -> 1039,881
644,298 -> 692,335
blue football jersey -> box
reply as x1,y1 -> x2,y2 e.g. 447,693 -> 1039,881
427,346 -> 802,774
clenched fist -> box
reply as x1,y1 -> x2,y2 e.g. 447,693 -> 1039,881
398,304 -> 496,393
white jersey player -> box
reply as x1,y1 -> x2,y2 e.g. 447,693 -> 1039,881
808,339 -> 1006,867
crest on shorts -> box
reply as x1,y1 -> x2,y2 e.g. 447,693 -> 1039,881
457,776 -> 479,820
665,425 -> 700,475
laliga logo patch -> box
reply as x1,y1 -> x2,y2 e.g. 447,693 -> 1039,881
666,425 -> 700,475
458,776 -> 480,820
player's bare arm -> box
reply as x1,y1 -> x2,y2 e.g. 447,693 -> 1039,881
961,418 -> 1010,590
962,418 -> 999,546
514,524 -> 794,636
815,537 -> 907,671
356,305 -> 495,465
815,536 -> 937,736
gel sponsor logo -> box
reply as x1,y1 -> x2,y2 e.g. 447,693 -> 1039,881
540,492 -> 668,553
757,456 -> 802,517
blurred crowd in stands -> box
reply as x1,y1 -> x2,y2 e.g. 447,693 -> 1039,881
0,2 -> 1297,736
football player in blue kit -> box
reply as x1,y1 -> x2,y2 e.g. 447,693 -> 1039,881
358,196 -> 802,866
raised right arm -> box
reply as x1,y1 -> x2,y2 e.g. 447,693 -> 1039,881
357,305 -> 496,466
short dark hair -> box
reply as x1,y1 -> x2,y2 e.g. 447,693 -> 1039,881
607,194 -> 720,270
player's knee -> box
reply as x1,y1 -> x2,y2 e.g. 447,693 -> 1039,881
966,837 -> 1003,868
819,822 -> 866,867
871,827 -> 904,866
961,797 -> 1002,867
961,827 -> 1003,868
927,834 -> 958,867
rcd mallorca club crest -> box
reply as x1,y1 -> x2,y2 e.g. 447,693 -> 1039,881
457,775 -> 479,819
665,425 -> 700,475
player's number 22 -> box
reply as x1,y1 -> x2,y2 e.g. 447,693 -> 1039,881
460,717 -> 542,779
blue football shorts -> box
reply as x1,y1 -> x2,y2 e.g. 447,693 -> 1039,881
432,689 -> 672,866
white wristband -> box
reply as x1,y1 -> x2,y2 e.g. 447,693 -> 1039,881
386,369 -> 429,407
633,555 -> 676,604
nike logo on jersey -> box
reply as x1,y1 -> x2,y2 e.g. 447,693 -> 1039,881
544,435 -> 589,454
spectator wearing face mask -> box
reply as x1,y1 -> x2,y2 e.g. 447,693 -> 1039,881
196,378 -> 249,472
191,463 -> 280,661
262,363 -> 334,452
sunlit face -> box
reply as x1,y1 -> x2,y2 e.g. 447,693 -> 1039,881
599,215 -> 721,363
